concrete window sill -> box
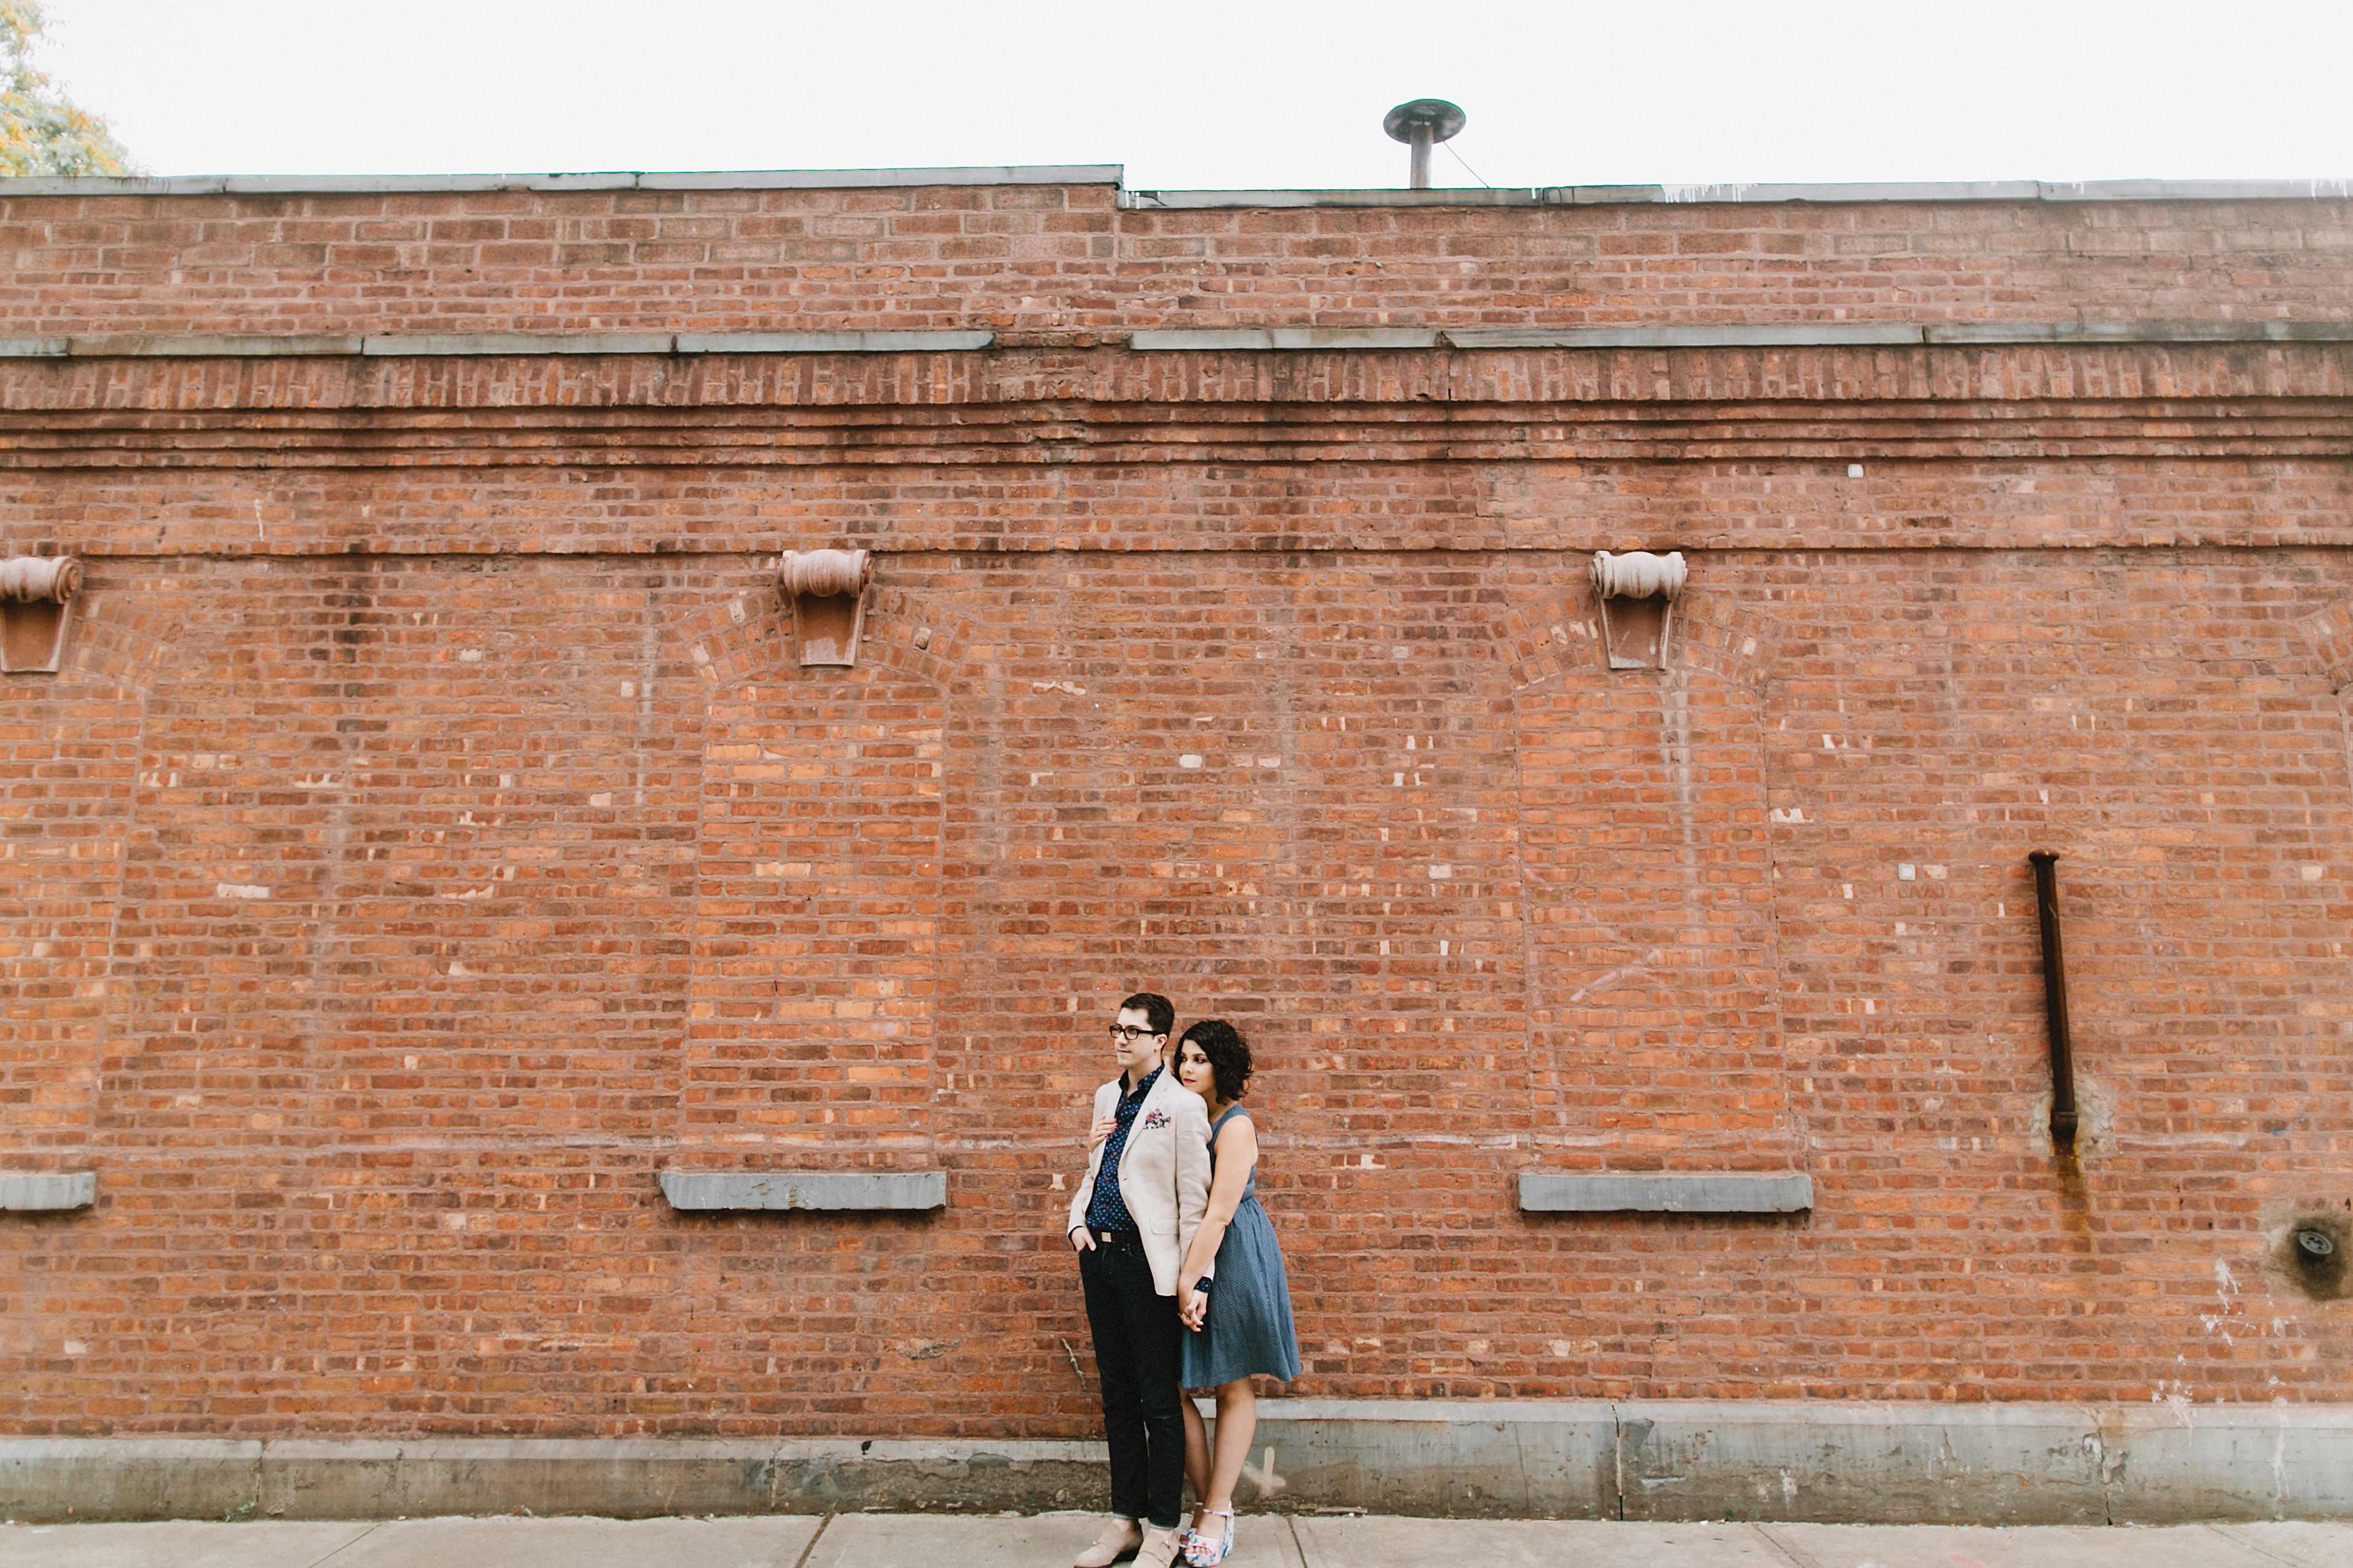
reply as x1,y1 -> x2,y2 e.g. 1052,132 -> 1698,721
1519,1172 -> 1812,1215
0,1171 -> 98,1212
657,1171 -> 947,1214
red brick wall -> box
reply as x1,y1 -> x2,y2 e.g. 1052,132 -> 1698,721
1,184 -> 2351,336
1,183 -> 2351,1435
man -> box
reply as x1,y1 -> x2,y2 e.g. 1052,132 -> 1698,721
1065,991 -> 1214,1568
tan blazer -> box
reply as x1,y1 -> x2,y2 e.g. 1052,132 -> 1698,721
1066,1070 -> 1215,1297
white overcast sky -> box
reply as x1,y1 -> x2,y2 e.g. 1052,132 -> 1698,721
31,0 -> 2353,190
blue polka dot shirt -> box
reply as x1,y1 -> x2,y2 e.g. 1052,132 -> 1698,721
1084,1067 -> 1161,1234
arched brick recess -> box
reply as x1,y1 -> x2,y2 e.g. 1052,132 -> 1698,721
2304,598 -> 2353,896
94,558 -> 711,1156
1499,564 -> 1799,1169
678,580 -> 974,1166
0,574 -> 176,1156
2304,599 -> 2353,696
683,580 -> 975,698
1496,575 -> 1777,696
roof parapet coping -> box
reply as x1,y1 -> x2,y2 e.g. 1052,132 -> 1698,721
1125,187 -> 1546,209
1122,177 -> 2353,209
0,165 -> 1126,198
1,168 -> 2345,205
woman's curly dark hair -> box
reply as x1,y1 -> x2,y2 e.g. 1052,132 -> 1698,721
1178,1018 -> 1252,1104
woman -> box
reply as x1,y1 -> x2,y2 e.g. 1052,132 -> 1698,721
1169,1019 -> 1299,1567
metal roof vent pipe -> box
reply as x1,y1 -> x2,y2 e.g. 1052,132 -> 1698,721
1384,98 -> 1465,189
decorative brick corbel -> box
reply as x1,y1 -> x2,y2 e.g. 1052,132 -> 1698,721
0,555 -> 85,674
1591,550 -> 1687,671
778,548 -> 875,668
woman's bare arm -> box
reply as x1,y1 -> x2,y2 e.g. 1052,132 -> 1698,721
1176,1116 -> 1257,1294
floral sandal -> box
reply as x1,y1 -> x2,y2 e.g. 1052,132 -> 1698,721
1184,1507 -> 1235,1566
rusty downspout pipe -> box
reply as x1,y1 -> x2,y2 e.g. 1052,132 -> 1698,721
2027,851 -> 2078,1147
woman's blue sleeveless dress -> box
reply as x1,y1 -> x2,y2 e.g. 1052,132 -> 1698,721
1180,1106 -> 1301,1387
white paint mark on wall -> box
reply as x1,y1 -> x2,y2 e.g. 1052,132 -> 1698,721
214,883 -> 270,900
1570,948 -> 1664,1004
1240,1446 -> 1286,1497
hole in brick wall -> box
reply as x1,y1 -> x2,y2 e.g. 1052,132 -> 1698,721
2271,1205 -> 2351,1302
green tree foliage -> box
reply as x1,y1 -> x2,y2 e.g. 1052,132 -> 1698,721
2,0 -> 131,176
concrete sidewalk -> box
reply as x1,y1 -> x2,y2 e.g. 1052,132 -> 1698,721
2,1513 -> 2351,1567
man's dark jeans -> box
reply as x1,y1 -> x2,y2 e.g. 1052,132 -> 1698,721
1078,1232 -> 1184,1530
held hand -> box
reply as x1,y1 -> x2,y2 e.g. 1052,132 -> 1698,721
1180,1288 -> 1208,1330
1087,1115 -> 1117,1149
1071,1227 -> 1096,1253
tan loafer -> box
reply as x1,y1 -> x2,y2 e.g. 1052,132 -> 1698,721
1135,1525 -> 1184,1568
1073,1516 -> 1143,1568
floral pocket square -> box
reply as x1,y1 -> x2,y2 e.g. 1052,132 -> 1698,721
1141,1109 -> 1171,1130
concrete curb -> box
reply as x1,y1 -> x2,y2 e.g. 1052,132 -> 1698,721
4,1403 -> 2350,1525
0,1437 -> 1105,1524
